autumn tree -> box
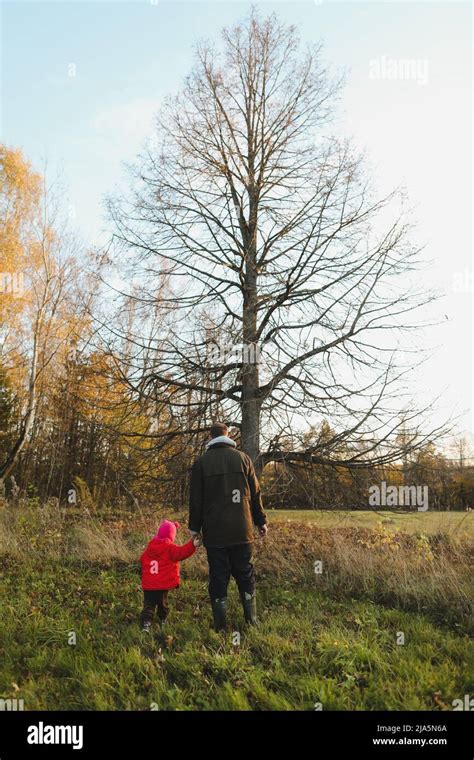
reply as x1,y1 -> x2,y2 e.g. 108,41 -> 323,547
109,10 -> 448,474
0,364 -> 15,464
0,145 -> 84,485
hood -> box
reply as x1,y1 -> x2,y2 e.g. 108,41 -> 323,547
155,520 -> 180,542
206,435 -> 237,449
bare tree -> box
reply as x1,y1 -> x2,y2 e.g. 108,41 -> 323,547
108,9 -> 449,474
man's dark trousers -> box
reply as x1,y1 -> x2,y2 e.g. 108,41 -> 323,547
206,543 -> 255,599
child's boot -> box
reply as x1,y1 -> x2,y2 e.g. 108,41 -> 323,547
211,597 -> 228,632
140,610 -> 153,633
240,590 -> 257,625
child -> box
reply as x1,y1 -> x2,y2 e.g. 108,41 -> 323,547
140,520 -> 200,632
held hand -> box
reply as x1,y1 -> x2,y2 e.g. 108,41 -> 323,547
258,524 -> 268,538
192,533 -> 203,548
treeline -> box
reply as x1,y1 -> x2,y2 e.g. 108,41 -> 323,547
1,340 -> 472,510
261,449 -> 474,511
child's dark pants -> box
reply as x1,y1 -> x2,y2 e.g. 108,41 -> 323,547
141,590 -> 169,625
206,543 -> 255,599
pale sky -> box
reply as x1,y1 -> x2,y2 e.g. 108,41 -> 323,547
1,0 -> 472,453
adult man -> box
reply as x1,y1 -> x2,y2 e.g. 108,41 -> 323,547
188,422 -> 267,632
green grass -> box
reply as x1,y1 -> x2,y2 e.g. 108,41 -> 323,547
0,557 -> 471,711
268,509 -> 474,539
0,505 -> 472,711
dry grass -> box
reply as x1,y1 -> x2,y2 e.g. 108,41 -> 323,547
71,524 -> 135,562
0,516 -> 18,555
0,504 -> 471,632
252,522 -> 473,630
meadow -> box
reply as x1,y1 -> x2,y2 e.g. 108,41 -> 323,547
0,504 -> 472,711
269,509 -> 473,537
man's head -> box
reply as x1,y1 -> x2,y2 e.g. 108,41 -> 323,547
210,422 -> 229,439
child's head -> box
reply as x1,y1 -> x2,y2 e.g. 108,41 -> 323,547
156,520 -> 180,542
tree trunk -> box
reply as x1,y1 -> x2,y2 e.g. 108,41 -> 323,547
241,384 -> 261,469
239,117 -> 263,466
0,329 -> 39,481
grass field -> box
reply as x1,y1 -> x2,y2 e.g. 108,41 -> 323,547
268,509 -> 474,538
0,505 -> 472,711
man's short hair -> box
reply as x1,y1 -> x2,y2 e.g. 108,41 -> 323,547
210,422 -> 229,439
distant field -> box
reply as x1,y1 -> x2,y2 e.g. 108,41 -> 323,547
268,509 -> 474,539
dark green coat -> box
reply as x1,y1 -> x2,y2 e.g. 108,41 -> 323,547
188,443 -> 267,548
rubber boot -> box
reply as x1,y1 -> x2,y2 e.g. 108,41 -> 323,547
240,590 -> 257,625
211,597 -> 228,632
140,611 -> 152,633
